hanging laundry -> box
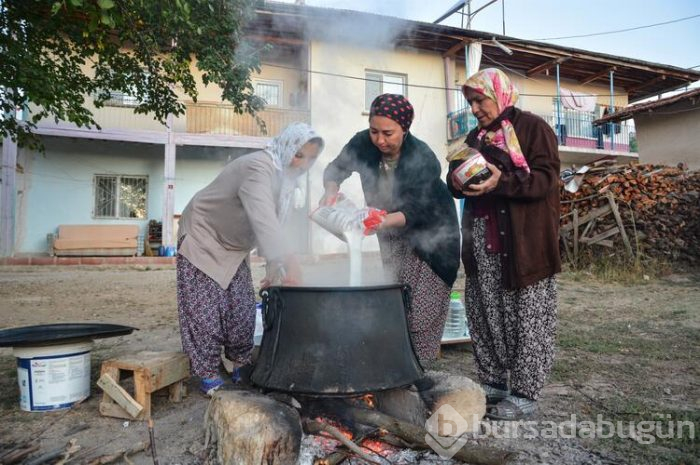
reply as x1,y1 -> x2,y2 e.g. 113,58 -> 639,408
560,87 -> 597,112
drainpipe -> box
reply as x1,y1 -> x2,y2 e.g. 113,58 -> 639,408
556,63 -> 562,145
162,113 -> 176,251
609,69 -> 615,151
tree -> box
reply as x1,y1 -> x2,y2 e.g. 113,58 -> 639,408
0,0 -> 265,148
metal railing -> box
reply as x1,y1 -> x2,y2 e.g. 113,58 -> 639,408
447,107 -> 637,153
185,103 -> 310,137
447,107 -> 477,141
537,110 -> 636,152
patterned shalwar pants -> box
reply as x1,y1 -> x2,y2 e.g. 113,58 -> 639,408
176,252 -> 255,379
466,218 -> 558,400
380,234 -> 450,363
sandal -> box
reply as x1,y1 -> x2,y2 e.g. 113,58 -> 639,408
482,384 -> 509,405
200,377 -> 225,397
485,395 -> 537,421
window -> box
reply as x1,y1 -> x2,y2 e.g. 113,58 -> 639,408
102,71 -> 149,107
104,90 -> 140,107
365,71 -> 408,110
254,79 -> 283,107
94,175 -> 148,219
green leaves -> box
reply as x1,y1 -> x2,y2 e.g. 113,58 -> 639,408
97,0 -> 115,9
1,0 -> 262,147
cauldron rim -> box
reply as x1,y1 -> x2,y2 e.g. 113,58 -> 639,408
261,283 -> 405,294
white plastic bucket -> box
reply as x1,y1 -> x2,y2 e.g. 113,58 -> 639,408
13,341 -> 93,412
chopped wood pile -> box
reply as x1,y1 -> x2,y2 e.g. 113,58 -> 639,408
559,162 -> 700,264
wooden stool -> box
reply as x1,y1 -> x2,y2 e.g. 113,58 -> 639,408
98,351 -> 190,420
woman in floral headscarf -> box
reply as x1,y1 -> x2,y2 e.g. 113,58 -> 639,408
447,68 -> 561,420
177,122 -> 324,395
321,94 -> 460,366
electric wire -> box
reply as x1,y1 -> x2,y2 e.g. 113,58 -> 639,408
524,13 -> 700,41
264,62 -> 630,98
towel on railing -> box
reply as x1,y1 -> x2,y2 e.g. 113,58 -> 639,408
561,88 -> 597,113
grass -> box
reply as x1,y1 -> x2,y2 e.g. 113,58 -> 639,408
552,268 -> 700,464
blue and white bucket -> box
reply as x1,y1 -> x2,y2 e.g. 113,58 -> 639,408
13,341 -> 93,412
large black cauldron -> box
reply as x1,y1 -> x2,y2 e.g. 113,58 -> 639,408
250,284 -> 423,395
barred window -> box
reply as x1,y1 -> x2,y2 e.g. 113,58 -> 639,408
94,175 -> 148,219
254,79 -> 282,107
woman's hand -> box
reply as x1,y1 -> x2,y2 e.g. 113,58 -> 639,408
281,255 -> 302,286
260,255 -> 302,288
364,211 -> 406,235
319,182 -> 341,206
463,162 -> 502,197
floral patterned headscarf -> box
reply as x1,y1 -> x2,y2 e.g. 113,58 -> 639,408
264,122 -> 324,224
462,68 -> 530,173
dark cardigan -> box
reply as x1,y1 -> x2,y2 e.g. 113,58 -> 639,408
447,108 -> 562,289
324,130 -> 461,287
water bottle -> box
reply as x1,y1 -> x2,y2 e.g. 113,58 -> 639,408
443,291 -> 468,339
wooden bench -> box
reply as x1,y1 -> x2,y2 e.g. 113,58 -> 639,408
48,224 -> 142,256
97,351 -> 190,421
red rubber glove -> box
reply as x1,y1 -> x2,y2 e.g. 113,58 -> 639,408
362,208 -> 387,235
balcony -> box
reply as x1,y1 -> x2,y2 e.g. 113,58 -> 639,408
538,110 -> 636,153
185,102 -> 310,137
447,107 -> 637,153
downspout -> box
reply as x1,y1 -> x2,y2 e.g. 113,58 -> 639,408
609,69 -> 615,151
556,63 -> 562,145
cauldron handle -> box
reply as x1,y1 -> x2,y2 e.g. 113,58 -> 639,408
260,288 -> 283,331
401,284 -> 412,314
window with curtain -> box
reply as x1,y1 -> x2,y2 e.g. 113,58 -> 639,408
365,71 -> 408,111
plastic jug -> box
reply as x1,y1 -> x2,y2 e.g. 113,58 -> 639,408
442,291 -> 468,339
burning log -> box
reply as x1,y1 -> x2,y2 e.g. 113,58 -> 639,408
303,419 -> 385,465
204,391 -> 302,465
335,404 -> 515,465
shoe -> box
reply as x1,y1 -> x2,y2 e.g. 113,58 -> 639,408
485,394 -> 537,421
200,376 -> 225,396
482,383 -> 510,405
231,367 -> 242,384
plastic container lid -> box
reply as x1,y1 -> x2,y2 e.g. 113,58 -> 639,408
450,291 -> 462,300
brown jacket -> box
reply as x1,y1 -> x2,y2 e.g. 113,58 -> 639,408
178,151 -> 291,289
448,108 -> 561,289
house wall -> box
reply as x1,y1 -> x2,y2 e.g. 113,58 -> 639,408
453,65 -> 626,115
17,137 -> 232,254
634,100 -> 700,170
307,40 -> 450,254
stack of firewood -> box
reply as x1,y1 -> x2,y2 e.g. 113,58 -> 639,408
559,162 -> 700,264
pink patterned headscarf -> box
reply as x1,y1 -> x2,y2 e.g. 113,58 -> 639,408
462,68 -> 530,173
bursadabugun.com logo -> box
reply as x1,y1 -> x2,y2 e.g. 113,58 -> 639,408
425,407 -> 696,459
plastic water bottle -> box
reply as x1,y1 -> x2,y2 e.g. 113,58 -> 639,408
442,291 -> 468,339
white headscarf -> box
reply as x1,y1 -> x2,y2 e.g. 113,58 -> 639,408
264,122 -> 323,225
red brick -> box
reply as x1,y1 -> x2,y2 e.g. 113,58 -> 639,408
31,257 -> 56,265
80,257 -> 105,265
57,257 -> 81,265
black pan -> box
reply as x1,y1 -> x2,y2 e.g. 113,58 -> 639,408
0,323 -> 138,347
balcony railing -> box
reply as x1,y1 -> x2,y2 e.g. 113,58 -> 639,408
538,111 -> 636,153
447,107 -> 637,153
185,103 -> 310,137
447,107 -> 477,141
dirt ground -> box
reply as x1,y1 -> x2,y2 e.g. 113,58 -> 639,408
0,260 -> 698,465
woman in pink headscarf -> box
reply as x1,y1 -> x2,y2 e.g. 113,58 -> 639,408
447,68 -> 561,420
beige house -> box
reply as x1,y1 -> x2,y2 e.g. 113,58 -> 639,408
595,88 -> 700,170
2,1 -> 700,257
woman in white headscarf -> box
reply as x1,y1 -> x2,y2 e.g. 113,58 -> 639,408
176,122 -> 324,395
